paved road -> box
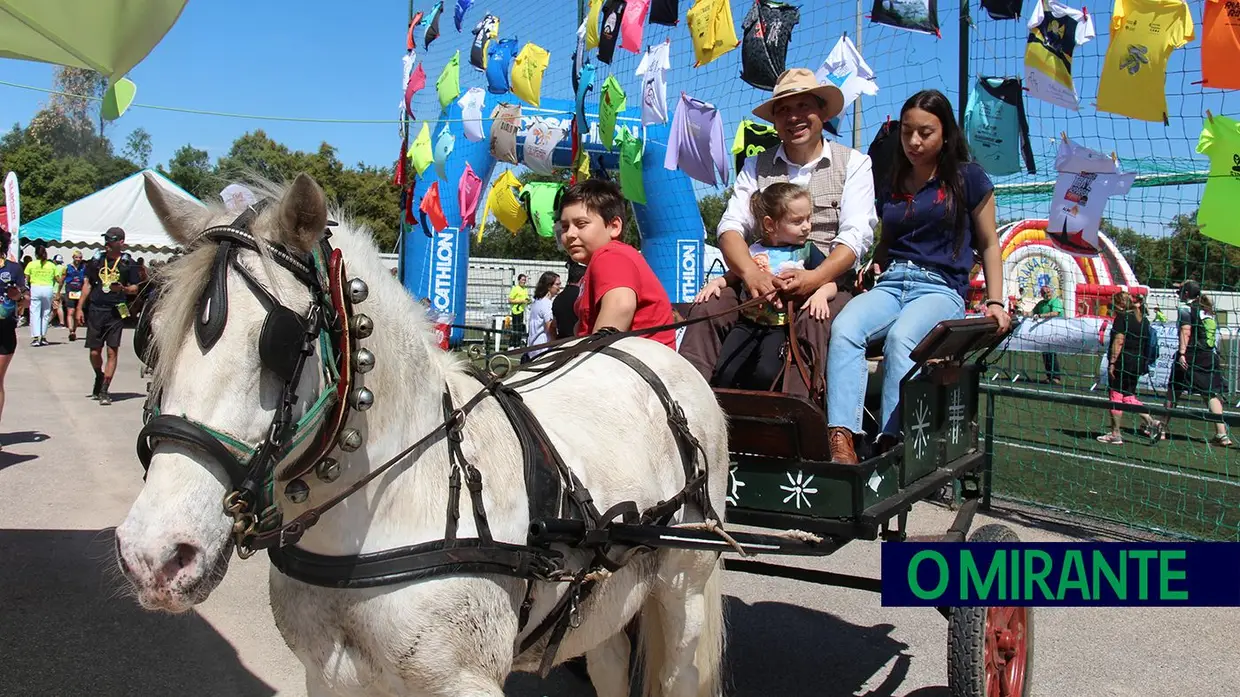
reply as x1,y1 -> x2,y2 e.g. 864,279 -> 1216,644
1,325 -> 1235,696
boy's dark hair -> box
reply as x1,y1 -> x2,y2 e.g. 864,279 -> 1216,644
559,179 -> 626,228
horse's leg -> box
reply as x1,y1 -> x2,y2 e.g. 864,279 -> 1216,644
638,551 -> 725,697
586,630 -> 634,697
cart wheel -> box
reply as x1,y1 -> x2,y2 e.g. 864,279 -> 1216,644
948,524 -> 1032,697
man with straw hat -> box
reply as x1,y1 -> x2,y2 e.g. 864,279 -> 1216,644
679,68 -> 878,400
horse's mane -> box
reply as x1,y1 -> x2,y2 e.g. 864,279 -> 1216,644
148,177 -> 460,424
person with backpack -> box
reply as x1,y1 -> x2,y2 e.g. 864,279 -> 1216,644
1097,291 -> 1159,444
1149,282 -> 1231,446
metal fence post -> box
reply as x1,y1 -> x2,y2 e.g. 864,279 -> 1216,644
982,393 -> 995,511
958,0 -> 971,126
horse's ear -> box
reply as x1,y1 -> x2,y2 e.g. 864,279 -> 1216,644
145,172 -> 205,246
277,173 -> 328,254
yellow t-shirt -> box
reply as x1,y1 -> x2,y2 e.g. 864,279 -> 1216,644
511,43 -> 550,108
409,122 -> 433,176
1196,114 -> 1240,247
25,259 -> 60,287
686,0 -> 739,68
477,170 -> 528,238
585,0 -> 603,49
509,284 -> 529,315
1096,0 -> 1195,123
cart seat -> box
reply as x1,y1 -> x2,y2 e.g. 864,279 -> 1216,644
714,388 -> 830,462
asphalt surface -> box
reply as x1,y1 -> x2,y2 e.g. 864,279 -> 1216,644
1,323 -> 1236,696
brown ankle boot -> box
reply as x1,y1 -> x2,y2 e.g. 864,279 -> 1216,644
828,427 -> 859,465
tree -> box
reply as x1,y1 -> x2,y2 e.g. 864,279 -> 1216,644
123,128 -> 153,167
160,145 -> 215,199
49,67 -> 108,134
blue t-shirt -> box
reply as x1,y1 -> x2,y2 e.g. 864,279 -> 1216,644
964,77 -> 1035,176
0,260 -> 27,322
881,162 -> 994,298
485,37 -> 518,95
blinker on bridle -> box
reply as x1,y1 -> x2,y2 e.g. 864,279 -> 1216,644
135,202 -> 374,558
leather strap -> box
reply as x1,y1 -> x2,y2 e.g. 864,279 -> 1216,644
137,414 -> 249,486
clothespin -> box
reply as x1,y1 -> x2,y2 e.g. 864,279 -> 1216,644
1111,151 -> 1118,165
1207,109 -> 1215,123
1060,131 -> 1069,143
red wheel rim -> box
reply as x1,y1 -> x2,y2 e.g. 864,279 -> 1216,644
984,607 -> 1028,697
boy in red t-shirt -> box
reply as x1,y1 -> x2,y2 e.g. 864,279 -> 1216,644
558,180 -> 677,348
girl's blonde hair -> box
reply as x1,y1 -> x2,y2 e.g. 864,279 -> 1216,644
749,182 -> 812,242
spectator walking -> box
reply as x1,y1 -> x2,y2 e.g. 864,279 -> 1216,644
76,227 -> 141,406
0,229 -> 28,449
50,254 -> 66,329
1097,291 -> 1158,444
551,261 -> 587,339
1150,282 -> 1231,446
60,250 -> 87,341
523,271 -> 561,361
507,273 -> 529,348
23,242 -> 60,346
1031,284 -> 1064,385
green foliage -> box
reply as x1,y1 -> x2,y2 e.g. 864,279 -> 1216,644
158,145 -> 215,200
1104,214 -> 1240,292
123,128 -> 153,167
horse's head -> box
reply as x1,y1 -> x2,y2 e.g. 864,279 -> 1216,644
116,172 -> 335,612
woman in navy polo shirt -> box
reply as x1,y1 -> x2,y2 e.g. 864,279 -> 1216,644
825,90 -> 1011,464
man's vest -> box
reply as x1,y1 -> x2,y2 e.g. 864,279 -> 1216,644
750,140 -> 852,256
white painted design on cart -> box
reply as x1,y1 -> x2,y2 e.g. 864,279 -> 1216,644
779,470 -> 818,510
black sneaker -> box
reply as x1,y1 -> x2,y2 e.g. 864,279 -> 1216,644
90,375 -> 103,400
98,391 -> 112,406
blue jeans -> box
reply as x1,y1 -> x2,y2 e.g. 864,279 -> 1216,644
827,262 -> 965,437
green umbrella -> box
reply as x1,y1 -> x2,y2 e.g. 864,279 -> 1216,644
0,0 -> 189,118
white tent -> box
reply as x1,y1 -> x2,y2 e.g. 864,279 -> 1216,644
21,169 -> 203,250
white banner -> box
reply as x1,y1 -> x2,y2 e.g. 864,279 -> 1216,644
3,171 -> 18,261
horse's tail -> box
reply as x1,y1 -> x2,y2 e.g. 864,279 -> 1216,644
695,557 -> 726,697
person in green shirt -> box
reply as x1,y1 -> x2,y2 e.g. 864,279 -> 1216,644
1031,284 -> 1064,385
507,274 -> 529,349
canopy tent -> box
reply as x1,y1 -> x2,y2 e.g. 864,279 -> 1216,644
21,168 -> 203,250
0,0 -> 188,118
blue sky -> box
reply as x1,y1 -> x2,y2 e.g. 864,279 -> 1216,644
0,0 -> 1232,236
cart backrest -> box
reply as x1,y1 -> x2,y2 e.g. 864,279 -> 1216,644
713,388 -> 831,461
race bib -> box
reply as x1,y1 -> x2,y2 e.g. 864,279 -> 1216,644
68,291 -> 81,300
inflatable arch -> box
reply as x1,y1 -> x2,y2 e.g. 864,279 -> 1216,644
400,97 -> 707,341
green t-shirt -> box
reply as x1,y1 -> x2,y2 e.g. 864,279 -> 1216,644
617,130 -> 646,205
437,50 -> 461,109
1032,297 -> 1064,317
599,75 -> 626,152
25,259 -> 61,287
509,284 -> 529,315
1196,114 -> 1240,246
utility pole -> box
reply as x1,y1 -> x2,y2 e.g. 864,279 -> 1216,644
958,0 -> 971,127
852,0 -> 863,151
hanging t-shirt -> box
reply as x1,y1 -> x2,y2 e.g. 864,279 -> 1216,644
599,75 -> 627,151
982,0 -> 1023,19
1047,139 -> 1137,256
521,182 -> 566,238
524,117 -> 566,175
422,2 -> 444,50
437,51 -> 462,109
664,94 -> 729,187
420,181 -> 449,233
576,62 -> 597,136
621,0 -> 652,54
1195,114 -> 1240,246
433,124 -> 455,180
454,0 -> 475,32
511,43 -> 551,107
410,122 -> 434,175
598,0 -> 626,64
407,11 -> 423,49
740,0 -> 801,91
489,103 -> 522,164
470,14 -> 500,72
404,62 -> 426,118
650,0 -> 679,25
1096,0 -> 1195,124
816,34 -> 879,135
459,87 -> 486,142
459,162 -> 484,231
586,0 -> 605,49
1024,1 -> 1095,110
486,37 -> 519,94
1202,0 -> 1240,89
731,119 -> 781,174
964,76 -> 1036,175
635,41 -> 672,126
394,134 -> 409,190
870,0 -> 940,36
617,129 -> 647,205
686,0 -> 740,67
478,170 -> 528,237
573,15 -> 589,95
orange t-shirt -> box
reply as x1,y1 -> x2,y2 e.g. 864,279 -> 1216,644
1203,0 -> 1240,89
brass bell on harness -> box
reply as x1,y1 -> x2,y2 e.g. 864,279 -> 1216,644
284,479 -> 310,504
339,428 -> 363,452
348,278 -> 369,304
351,313 -> 374,339
315,458 -> 341,483
349,387 -> 375,412
353,348 -> 376,374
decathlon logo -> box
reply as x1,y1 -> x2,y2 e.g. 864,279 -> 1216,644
432,229 -> 456,312
678,240 -> 699,302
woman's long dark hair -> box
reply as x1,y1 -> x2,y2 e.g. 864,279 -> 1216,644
533,271 -> 560,300
891,89 -> 972,258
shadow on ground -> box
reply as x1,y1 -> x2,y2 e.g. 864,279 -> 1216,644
507,596 -> 940,697
0,528 -> 276,697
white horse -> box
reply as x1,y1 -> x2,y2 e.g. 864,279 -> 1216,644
115,172 -> 729,697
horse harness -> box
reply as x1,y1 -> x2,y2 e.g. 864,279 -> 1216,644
133,206 -> 719,673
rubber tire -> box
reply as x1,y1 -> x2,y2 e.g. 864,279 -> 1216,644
947,523 -> 1034,697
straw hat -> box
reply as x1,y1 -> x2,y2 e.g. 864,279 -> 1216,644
752,68 -> 845,123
